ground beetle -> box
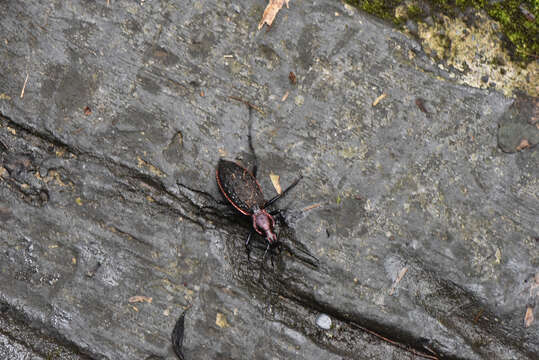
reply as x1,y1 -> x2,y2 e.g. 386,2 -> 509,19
216,159 -> 301,262
215,107 -> 302,262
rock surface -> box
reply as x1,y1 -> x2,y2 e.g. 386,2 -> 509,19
0,1 -> 537,359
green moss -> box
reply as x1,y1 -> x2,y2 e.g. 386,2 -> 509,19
346,0 -> 404,25
407,4 -> 424,19
344,0 -> 538,63
485,0 -> 537,61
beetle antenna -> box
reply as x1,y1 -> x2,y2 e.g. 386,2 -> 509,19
247,106 -> 258,178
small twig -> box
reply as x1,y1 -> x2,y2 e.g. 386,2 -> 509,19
301,202 -> 322,212
228,96 -> 264,115
20,73 -> 29,98
415,98 -> 428,114
423,344 -> 437,356
388,266 -> 408,296
128,295 -> 153,304
473,309 -> 484,323
372,93 -> 387,107
350,322 -> 439,360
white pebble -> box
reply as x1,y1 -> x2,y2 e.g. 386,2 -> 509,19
316,314 -> 332,330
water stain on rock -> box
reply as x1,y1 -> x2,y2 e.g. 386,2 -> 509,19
41,64 -> 99,116
144,46 -> 180,67
163,131 -> 184,164
498,93 -> 539,153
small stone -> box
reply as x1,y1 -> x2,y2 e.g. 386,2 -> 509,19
315,314 -> 331,330
216,313 -> 230,328
39,190 -> 49,203
480,75 -> 489,83
406,20 -> 418,36
231,4 -> 241,13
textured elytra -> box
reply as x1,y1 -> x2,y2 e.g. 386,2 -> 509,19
216,159 -> 266,214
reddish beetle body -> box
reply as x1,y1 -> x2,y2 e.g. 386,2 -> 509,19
216,158 -> 300,259
216,159 -> 278,246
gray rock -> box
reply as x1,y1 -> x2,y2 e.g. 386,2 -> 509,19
405,19 -> 418,36
498,93 -> 539,152
0,0 -> 537,359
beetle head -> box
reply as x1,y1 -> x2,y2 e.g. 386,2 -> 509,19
252,208 -> 277,245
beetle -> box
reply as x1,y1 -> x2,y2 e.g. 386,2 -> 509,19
216,158 -> 301,262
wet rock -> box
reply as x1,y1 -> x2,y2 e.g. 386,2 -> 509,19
405,20 -> 418,36
0,1 -> 537,359
498,93 -> 539,153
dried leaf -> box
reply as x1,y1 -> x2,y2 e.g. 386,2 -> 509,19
289,71 -> 296,84
494,248 -> 502,264
216,312 -> 230,328
524,306 -> 534,327
516,139 -> 530,151
281,91 -> 289,102
372,93 -> 387,107
258,0 -> 290,30
128,295 -> 153,304
270,172 -> 282,194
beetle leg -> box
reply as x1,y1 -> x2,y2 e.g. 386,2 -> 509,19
268,211 -> 276,228
263,175 -> 302,209
263,243 -> 271,265
245,230 -> 254,262
272,241 -> 282,268
262,243 -> 278,268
